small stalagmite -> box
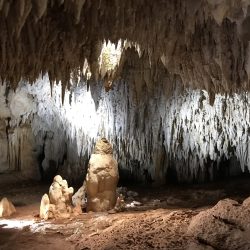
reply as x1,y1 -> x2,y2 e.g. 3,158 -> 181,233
40,194 -> 50,220
86,138 -> 119,212
0,197 -> 16,217
39,175 -> 76,220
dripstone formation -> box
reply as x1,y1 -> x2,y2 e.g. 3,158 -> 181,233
0,0 -> 250,98
0,197 -> 16,217
86,138 -> 119,212
40,175 -> 78,220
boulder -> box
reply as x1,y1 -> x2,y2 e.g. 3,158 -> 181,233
0,197 -> 16,217
187,197 -> 250,250
86,138 -> 119,212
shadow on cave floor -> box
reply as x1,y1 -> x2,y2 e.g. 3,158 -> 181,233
0,173 -> 250,250
119,174 -> 250,211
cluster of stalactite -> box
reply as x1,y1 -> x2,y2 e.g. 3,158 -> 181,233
1,75 -> 248,183
0,0 -> 250,100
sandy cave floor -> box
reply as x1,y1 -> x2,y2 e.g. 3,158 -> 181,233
0,173 -> 250,250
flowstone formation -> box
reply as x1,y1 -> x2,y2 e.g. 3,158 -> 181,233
0,197 -> 16,217
40,175 -> 77,220
86,138 -> 119,212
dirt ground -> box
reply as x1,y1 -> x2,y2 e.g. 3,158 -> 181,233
0,173 -> 250,250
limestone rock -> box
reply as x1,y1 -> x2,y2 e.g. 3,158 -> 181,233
49,175 -> 73,206
86,138 -> 119,212
187,197 -> 250,249
72,182 -> 86,209
93,138 -> 113,154
39,175 -> 76,220
39,194 -> 50,220
0,197 -> 16,217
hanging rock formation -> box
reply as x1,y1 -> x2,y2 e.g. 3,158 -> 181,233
0,75 -> 249,184
86,138 -> 119,212
0,0 -> 249,98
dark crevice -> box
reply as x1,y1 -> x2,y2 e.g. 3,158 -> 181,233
213,215 -> 245,231
196,237 -> 218,250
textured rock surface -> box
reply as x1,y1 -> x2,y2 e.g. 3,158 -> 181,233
0,75 -> 249,184
40,175 -> 75,220
0,1 -> 249,184
86,138 -> 119,212
187,197 -> 250,249
72,182 -> 86,209
0,197 -> 16,217
0,1 -> 249,97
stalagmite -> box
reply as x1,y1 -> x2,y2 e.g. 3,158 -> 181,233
0,197 -> 16,217
86,138 -> 119,212
40,194 -> 50,220
39,175 -> 76,220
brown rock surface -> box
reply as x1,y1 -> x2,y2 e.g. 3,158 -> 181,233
187,197 -> 250,249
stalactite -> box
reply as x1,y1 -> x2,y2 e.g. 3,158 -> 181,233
1,75 -> 247,183
0,0 -> 249,96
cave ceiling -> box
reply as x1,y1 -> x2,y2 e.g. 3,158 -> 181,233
0,0 -> 250,100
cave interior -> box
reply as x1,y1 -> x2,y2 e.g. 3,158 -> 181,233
0,1 -> 250,249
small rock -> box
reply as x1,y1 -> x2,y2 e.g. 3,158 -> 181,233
0,197 -> 16,217
40,194 -> 50,220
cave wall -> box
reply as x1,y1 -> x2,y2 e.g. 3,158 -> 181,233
0,75 -> 249,184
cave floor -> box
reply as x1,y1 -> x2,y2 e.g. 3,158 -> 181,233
0,174 -> 250,250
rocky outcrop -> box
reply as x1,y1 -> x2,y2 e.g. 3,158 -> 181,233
187,197 -> 250,249
0,197 -> 16,217
86,138 -> 119,212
